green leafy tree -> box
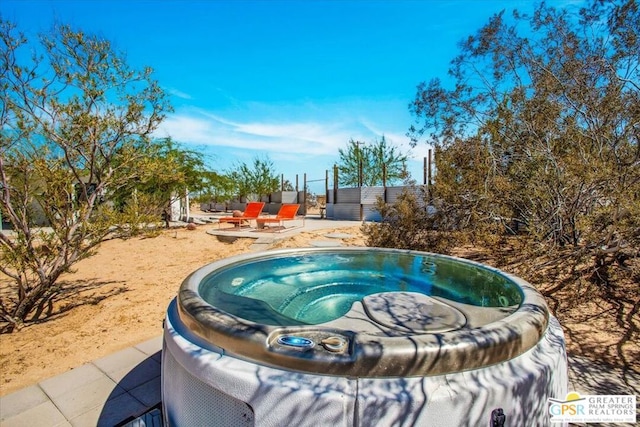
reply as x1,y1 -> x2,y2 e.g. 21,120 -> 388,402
112,138 -> 206,230
197,170 -> 236,210
229,156 -> 279,200
0,20 -> 172,329
408,0 -> 639,267
337,136 -> 409,187
281,179 -> 295,192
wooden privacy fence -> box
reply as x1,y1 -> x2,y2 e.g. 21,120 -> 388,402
325,150 -> 434,221
325,185 -> 428,221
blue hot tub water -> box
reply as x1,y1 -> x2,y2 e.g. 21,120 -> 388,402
199,251 -> 523,325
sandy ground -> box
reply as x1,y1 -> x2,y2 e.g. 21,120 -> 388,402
1,219 -> 637,399
0,222 -> 366,396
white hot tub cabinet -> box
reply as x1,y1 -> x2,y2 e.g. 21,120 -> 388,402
162,298 -> 568,427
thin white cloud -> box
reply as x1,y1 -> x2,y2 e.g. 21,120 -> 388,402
156,107 -> 382,157
166,87 -> 193,100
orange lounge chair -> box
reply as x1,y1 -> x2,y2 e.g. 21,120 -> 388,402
218,202 -> 265,228
256,204 -> 301,231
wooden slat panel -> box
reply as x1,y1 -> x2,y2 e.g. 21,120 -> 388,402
336,188 -> 361,203
334,203 -> 361,220
362,205 -> 382,222
360,187 -> 385,204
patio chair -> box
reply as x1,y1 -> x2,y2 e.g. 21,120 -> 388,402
256,204 -> 302,231
218,202 -> 265,228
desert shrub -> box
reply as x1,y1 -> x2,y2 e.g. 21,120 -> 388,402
362,187 -> 460,254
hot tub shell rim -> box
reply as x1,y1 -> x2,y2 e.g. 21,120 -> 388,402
177,247 -> 550,377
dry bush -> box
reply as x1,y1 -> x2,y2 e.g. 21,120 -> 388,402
362,188 -> 464,254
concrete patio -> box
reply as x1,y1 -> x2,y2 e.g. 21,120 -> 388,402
0,337 -> 162,427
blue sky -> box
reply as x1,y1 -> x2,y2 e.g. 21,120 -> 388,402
2,0 -> 583,193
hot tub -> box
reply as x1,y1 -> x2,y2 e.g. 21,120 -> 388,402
162,247 -> 568,426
